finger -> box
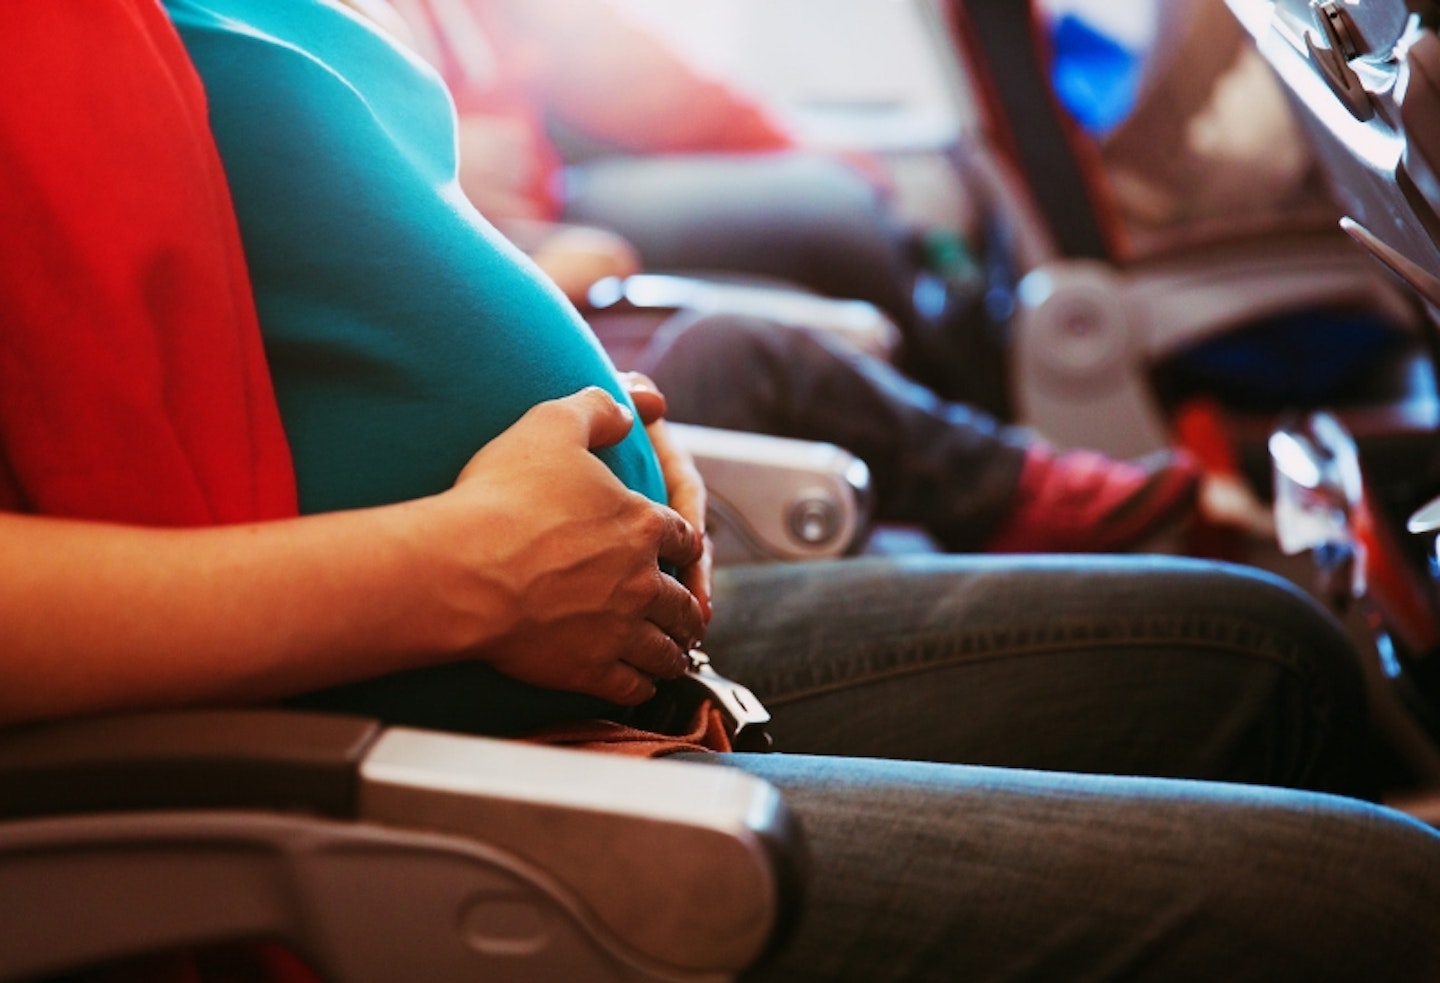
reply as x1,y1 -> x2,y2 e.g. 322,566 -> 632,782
552,386 -> 635,450
665,461 -> 706,538
645,418 -> 706,533
652,505 -> 705,573
644,572 -> 706,652
589,661 -> 659,707
620,371 -> 667,425
680,536 -> 714,626
622,625 -> 690,681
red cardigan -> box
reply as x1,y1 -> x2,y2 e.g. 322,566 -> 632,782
0,0 -> 295,526
1,3 -> 300,977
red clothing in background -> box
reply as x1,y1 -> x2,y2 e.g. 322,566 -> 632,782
0,0 -> 295,526
391,0 -> 796,219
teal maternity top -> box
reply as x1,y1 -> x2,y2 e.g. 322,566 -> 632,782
164,0 -> 666,515
165,0 -> 667,732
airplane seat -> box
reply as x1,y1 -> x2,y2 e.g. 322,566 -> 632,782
1221,0 -> 1440,805
0,709 -> 808,982
1226,0 -> 1440,548
940,0 -> 1428,463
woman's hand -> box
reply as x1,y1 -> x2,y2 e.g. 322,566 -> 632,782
621,372 -> 713,624
429,386 -> 706,704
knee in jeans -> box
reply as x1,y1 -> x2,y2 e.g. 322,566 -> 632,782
1194,560 -> 1360,683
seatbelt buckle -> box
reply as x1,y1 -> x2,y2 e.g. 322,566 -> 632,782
681,648 -> 773,752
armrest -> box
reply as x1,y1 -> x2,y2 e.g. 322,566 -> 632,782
672,423 -> 875,564
589,273 -> 902,362
0,709 -> 380,820
0,710 -> 806,982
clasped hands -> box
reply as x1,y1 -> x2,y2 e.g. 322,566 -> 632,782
434,373 -> 712,707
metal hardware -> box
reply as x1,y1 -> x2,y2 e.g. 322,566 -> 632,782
682,649 -> 773,752
1308,0 -> 1376,119
1315,0 -> 1361,59
788,495 -> 841,546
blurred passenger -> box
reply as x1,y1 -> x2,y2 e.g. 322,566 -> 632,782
386,0 -> 923,330
8,3 -> 1440,980
639,313 -> 1206,553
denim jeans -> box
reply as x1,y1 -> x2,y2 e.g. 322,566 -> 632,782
639,313 -> 1030,551
677,555 -> 1440,981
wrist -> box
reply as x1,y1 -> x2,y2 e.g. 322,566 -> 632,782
385,490 -> 519,664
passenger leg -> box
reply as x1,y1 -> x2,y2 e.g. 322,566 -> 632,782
639,313 -> 1025,550
709,753 -> 1440,982
642,316 -> 1198,553
688,555 -> 1434,980
706,555 -> 1376,796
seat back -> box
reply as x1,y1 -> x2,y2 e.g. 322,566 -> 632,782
1227,0 -> 1440,305
1232,0 -> 1440,792
936,0 -> 1422,458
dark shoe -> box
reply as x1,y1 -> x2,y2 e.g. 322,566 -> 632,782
984,445 -> 1202,553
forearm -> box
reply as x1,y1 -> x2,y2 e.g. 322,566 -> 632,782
0,503 -> 471,726
0,389 -> 708,725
